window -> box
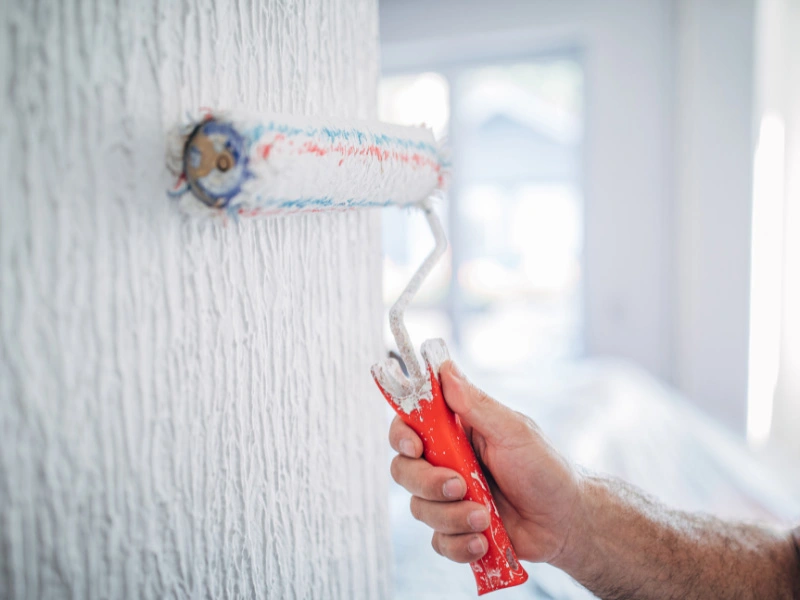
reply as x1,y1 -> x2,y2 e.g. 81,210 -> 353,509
378,56 -> 585,375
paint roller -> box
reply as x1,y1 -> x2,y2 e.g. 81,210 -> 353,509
166,110 -> 529,595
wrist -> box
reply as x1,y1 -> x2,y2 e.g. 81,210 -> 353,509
548,469 -> 599,577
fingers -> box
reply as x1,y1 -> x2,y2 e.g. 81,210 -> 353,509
439,360 -> 522,444
432,531 -> 488,563
388,415 -> 422,458
409,496 -> 490,535
390,455 -> 466,501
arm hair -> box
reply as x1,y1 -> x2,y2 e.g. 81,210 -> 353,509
552,476 -> 800,600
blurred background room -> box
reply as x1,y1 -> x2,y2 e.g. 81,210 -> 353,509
376,1 -> 800,597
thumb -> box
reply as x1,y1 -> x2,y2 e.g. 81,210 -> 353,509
439,361 -> 518,444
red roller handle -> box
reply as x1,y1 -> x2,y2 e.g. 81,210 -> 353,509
373,343 -> 528,595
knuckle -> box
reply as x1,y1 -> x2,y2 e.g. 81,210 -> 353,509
389,455 -> 403,484
426,477 -> 444,500
442,505 -> 462,532
518,412 -> 540,432
509,411 -> 539,439
444,510 -> 462,535
389,415 -> 403,436
433,534 -> 467,562
471,385 -> 494,408
431,534 -> 442,556
437,534 -> 452,557
409,496 -> 424,522
438,505 -> 462,533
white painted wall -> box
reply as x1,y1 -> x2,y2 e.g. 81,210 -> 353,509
0,1 -> 390,598
673,0 -> 755,434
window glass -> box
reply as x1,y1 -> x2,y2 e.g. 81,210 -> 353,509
378,57 -> 584,372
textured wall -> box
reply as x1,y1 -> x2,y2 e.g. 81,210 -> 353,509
0,1 -> 390,598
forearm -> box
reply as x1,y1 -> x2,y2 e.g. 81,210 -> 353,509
552,475 -> 800,600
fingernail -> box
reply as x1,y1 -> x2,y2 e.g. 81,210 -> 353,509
443,477 -> 464,499
399,439 -> 414,457
468,509 -> 490,531
468,536 -> 485,555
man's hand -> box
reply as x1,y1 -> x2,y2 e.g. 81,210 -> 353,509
388,360 -> 800,600
388,360 -> 583,565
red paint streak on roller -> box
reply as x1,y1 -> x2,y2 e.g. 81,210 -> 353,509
366,145 -> 389,161
259,134 -> 285,160
238,207 -> 256,217
293,141 -> 442,175
302,141 -> 328,156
